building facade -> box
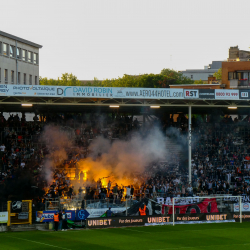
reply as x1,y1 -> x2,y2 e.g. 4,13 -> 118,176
222,61 -> 250,89
228,46 -> 250,62
0,31 -> 42,85
180,61 -> 222,82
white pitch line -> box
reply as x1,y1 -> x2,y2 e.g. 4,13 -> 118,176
6,236 -> 72,250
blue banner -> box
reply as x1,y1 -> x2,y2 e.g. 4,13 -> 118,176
75,210 -> 90,221
36,210 -> 75,223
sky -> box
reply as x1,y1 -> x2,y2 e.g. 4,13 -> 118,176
1,0 -> 250,80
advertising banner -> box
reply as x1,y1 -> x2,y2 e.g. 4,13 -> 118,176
0,212 -> 8,223
239,90 -> 250,99
86,216 -> 146,228
11,201 -> 23,213
234,203 -> 250,212
0,85 -> 184,100
56,87 -> 184,99
0,84 -> 247,101
87,214 -> 239,228
215,89 -> 239,100
162,198 -> 218,215
36,210 -> 75,223
12,85 -> 57,97
199,89 -> 215,99
76,210 -> 90,221
86,208 -> 127,218
184,89 -> 199,99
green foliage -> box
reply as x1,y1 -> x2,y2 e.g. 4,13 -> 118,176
194,79 -> 205,84
160,68 -> 194,85
101,69 -> 194,88
91,77 -> 103,87
40,68 -> 194,88
213,68 -> 222,80
39,73 -> 81,86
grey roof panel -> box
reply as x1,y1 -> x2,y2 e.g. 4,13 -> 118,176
0,30 -> 42,48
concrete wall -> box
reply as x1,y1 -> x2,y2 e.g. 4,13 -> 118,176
0,34 -> 39,85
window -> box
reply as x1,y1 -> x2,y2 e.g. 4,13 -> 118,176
29,74 -> 32,85
4,69 -> 8,82
0,42 -> 2,54
11,71 -> 14,83
35,76 -> 38,85
17,48 -> 20,59
3,43 -> 8,56
33,53 -> 37,64
24,73 -> 26,84
22,50 -> 26,61
190,75 -> 193,80
18,72 -> 20,84
28,51 -> 32,63
10,45 -> 14,57
228,72 -> 237,80
0,68 -> 1,82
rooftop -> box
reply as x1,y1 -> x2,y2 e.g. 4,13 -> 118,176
0,30 -> 43,49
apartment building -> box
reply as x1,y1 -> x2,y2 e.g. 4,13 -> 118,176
0,31 -> 42,85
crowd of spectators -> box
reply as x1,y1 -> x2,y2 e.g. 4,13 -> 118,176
1,111 -> 250,209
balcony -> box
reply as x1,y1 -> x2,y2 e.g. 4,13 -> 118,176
230,79 -> 250,88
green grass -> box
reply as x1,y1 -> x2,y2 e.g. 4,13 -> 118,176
1,222 -> 250,250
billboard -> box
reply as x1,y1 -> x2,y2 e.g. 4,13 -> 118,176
0,85 -> 184,100
215,89 -> 239,100
199,89 -> 215,99
234,203 -> 250,212
184,90 -> 199,99
0,84 -> 249,101
36,210 -> 75,222
239,90 -> 250,99
0,212 -> 8,223
86,216 -> 146,228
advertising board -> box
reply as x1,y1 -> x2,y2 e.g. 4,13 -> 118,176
215,89 -> 239,100
86,208 -> 127,218
36,210 -> 75,222
199,89 -> 215,99
1,84 -> 250,101
239,90 -> 250,99
234,203 -> 250,212
0,212 -> 8,223
86,216 -> 146,228
184,90 -> 199,99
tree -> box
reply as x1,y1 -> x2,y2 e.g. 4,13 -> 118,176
194,79 -> 204,84
160,68 -> 194,85
101,69 -> 194,88
39,73 -> 81,86
213,68 -> 222,80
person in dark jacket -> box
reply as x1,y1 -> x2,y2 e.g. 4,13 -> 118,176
62,210 -> 68,231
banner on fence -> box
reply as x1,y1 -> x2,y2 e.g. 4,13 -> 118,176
86,216 -> 146,228
234,203 -> 250,212
0,212 -> 8,223
36,210 -> 75,222
87,208 -> 127,218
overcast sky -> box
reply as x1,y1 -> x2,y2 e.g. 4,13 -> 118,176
1,0 -> 250,80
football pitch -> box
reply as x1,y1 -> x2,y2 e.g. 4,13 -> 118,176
1,222 -> 250,250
